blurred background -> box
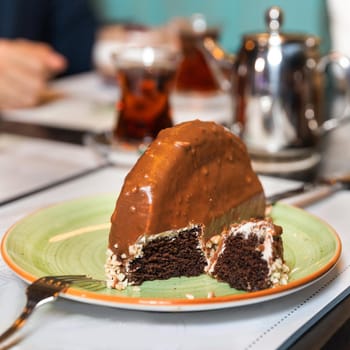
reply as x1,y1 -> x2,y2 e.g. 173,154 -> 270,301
1,0 -> 348,181
91,0 -> 331,54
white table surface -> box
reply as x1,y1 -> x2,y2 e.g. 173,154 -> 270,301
0,166 -> 349,350
0,73 -> 118,133
0,133 -> 107,205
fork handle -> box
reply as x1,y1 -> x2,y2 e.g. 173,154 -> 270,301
0,292 -> 58,346
0,303 -> 36,344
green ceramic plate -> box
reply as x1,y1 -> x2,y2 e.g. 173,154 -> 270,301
1,194 -> 341,312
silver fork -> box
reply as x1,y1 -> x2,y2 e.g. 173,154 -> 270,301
0,275 -> 105,346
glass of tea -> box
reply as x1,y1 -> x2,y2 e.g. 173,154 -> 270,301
113,45 -> 179,147
170,14 -> 233,126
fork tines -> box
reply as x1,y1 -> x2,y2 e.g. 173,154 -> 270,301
40,275 -> 106,290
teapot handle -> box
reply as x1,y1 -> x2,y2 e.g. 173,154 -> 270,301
312,52 -> 350,136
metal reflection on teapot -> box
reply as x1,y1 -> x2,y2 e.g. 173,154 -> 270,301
203,6 -> 350,162
234,6 -> 350,160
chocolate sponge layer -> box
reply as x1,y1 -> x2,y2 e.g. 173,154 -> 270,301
212,233 -> 270,291
128,226 -> 207,285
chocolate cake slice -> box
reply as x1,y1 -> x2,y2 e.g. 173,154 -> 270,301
209,219 -> 289,291
106,120 -> 266,290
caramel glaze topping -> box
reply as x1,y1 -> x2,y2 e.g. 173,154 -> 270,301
109,120 -> 266,258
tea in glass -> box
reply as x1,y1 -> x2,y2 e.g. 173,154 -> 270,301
171,15 -> 233,126
113,46 -> 178,145
175,27 -> 220,93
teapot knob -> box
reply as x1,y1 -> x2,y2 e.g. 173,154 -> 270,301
265,6 -> 283,33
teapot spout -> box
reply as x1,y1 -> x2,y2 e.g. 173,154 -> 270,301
201,37 -> 235,91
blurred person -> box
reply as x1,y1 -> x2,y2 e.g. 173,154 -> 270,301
0,0 -> 97,109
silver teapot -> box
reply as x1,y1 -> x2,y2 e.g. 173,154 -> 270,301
204,6 -> 350,160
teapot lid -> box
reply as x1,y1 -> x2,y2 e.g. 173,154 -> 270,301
243,6 -> 320,47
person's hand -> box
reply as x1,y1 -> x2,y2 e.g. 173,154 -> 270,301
0,39 -> 67,109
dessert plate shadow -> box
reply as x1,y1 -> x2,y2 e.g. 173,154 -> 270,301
0,194 -> 341,312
